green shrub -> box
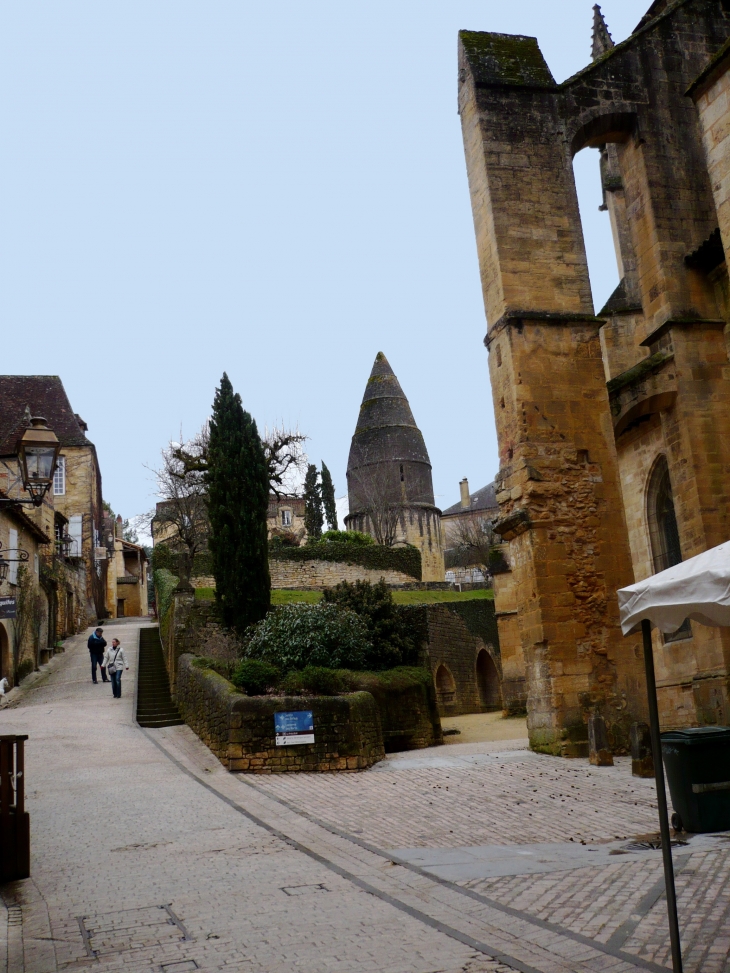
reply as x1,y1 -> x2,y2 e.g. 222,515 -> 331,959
323,579 -> 417,669
269,540 -> 421,580
232,659 -> 281,696
281,666 -> 356,696
321,529 -> 373,546
151,544 -> 176,573
153,568 -> 180,621
16,658 -> 35,683
244,603 -> 372,671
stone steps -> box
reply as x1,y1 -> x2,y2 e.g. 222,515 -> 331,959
136,628 -> 184,729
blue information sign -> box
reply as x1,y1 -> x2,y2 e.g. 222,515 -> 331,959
274,710 -> 314,746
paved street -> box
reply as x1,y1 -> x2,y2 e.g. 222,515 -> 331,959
1,620 -> 729,973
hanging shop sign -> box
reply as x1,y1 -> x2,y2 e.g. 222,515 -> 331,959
0,597 -> 17,619
274,710 -> 314,746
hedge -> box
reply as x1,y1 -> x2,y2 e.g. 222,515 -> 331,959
269,541 -> 421,581
153,540 -> 422,581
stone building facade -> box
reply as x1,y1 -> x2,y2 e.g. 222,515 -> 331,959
345,353 -> 445,582
0,376 -> 107,622
458,0 -> 730,753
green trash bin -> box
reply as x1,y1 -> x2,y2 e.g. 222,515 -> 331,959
661,726 -> 730,833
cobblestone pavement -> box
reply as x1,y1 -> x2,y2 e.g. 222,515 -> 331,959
0,621 -> 728,972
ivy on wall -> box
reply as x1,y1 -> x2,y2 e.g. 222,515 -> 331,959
270,542 -> 422,581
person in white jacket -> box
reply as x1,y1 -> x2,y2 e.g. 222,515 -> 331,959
103,638 -> 129,699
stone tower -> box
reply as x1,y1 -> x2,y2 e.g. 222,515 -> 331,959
345,352 -> 445,582
457,0 -> 730,753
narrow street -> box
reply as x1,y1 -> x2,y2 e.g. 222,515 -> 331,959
1,621 -> 728,973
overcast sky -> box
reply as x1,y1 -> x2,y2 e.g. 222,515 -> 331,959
1,1 -> 645,525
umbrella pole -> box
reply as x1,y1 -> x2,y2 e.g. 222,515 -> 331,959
642,619 -> 683,973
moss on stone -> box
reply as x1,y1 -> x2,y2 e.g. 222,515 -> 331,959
606,350 -> 673,396
459,31 -> 555,88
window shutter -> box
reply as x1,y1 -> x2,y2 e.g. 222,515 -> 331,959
68,515 -> 83,557
8,528 -> 18,584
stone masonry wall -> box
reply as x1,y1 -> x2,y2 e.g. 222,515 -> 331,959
177,655 -> 385,772
268,559 -> 416,589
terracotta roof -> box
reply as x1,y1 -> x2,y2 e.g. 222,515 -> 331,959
0,376 -> 91,456
442,482 -> 499,518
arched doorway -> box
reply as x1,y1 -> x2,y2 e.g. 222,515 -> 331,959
476,649 -> 501,710
647,456 -> 691,641
435,664 -> 456,706
0,622 -> 10,684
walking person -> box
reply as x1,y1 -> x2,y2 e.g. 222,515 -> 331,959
87,627 -> 108,684
103,638 -> 129,699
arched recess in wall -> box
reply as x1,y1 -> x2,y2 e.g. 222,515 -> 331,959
0,622 -> 9,682
435,664 -> 456,705
476,648 -> 501,711
646,455 -> 691,641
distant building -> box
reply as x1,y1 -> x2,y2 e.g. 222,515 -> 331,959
345,352 -> 444,582
267,494 -> 306,545
441,478 -> 499,547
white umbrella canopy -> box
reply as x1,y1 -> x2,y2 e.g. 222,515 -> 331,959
618,540 -> 730,635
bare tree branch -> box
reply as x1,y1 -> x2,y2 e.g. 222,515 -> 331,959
447,515 -> 497,572
170,422 -> 308,498
148,430 -> 209,581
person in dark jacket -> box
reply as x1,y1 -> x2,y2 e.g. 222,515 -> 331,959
87,628 -> 108,684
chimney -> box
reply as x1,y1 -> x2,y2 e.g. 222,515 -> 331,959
459,478 -> 470,509
115,514 -> 123,540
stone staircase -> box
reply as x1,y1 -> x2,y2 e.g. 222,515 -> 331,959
136,627 -> 184,728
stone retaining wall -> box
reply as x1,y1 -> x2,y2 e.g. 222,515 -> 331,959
268,559 -> 415,589
177,654 -> 385,772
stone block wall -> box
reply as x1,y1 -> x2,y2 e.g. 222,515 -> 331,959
399,601 -> 520,719
350,669 -> 442,751
268,559 -> 415,589
177,655 -> 385,772
162,591 -> 235,689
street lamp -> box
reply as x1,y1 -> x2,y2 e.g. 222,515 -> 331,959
18,418 -> 61,505
0,555 -> 8,583
0,417 -> 60,508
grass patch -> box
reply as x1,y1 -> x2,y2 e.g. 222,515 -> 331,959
271,589 -> 323,605
195,587 -> 492,606
194,587 -> 215,601
391,589 -> 493,605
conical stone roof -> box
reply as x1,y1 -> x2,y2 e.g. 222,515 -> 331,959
346,352 -> 435,514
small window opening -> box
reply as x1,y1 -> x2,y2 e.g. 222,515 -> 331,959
495,345 -> 502,367
400,464 -> 404,482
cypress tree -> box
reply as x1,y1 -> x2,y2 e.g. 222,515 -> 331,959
303,463 -> 324,540
321,461 -> 338,531
207,373 -> 270,633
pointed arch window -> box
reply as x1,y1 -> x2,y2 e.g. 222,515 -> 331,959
647,456 -> 691,641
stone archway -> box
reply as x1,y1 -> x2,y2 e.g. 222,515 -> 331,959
435,664 -> 456,706
476,649 -> 501,711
